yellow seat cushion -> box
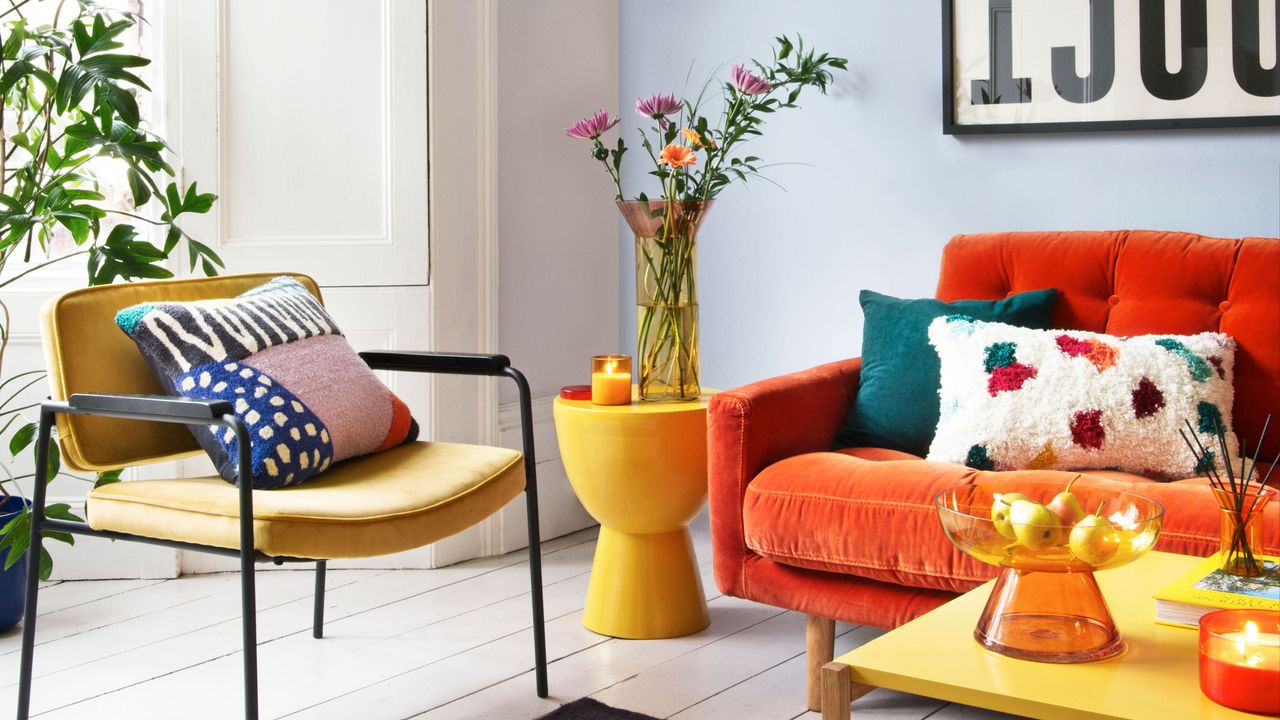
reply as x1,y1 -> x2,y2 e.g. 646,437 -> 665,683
86,441 -> 524,559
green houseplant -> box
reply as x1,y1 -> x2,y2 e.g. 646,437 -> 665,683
0,0 -> 220,590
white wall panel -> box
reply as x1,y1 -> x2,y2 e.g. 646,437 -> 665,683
221,2 -> 389,245
173,0 -> 428,286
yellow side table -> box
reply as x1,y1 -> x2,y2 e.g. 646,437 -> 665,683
553,388 -> 712,639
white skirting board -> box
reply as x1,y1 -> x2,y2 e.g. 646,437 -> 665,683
44,500 -> 182,580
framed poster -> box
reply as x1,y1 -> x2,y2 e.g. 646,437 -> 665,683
943,0 -> 1280,134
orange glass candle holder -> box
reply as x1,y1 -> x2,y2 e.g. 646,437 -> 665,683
1199,609 -> 1280,715
591,355 -> 632,405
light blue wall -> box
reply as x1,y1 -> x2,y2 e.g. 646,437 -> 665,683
617,0 -> 1280,391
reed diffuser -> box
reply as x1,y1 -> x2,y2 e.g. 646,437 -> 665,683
1181,416 -> 1278,577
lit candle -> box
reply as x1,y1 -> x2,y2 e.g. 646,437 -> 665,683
1200,610 -> 1280,715
590,355 -> 632,406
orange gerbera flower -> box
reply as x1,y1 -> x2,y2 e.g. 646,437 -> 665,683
660,143 -> 697,167
680,128 -> 702,146
679,127 -> 716,149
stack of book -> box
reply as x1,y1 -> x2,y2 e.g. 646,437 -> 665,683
1154,553 -> 1280,628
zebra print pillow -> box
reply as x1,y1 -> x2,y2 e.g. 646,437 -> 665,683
115,276 -> 418,489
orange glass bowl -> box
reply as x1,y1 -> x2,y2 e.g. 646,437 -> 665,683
935,480 -> 1164,663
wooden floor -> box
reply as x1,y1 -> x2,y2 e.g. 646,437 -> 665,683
0,527 -> 1013,719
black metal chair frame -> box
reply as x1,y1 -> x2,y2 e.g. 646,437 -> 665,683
15,351 -> 548,720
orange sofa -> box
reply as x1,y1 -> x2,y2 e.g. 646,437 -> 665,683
707,230 -> 1280,711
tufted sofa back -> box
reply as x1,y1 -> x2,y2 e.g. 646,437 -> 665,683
935,230 -> 1280,459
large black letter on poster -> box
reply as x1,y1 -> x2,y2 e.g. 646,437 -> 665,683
1139,0 -> 1209,100
1052,0 -> 1116,103
971,0 -> 1032,104
1232,0 -> 1280,97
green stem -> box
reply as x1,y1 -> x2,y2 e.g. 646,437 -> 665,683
592,138 -> 623,200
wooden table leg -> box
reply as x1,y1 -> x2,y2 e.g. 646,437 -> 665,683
822,661 -> 876,720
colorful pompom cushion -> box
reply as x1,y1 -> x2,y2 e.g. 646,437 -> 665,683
926,316 -> 1237,479
115,277 -> 418,489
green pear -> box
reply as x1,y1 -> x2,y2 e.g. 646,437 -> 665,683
1069,513 -> 1119,565
1009,499 -> 1063,549
1046,476 -> 1085,527
990,492 -> 1030,539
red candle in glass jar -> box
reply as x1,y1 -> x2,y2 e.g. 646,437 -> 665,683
1199,609 -> 1280,715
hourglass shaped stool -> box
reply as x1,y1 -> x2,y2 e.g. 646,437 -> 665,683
553,389 -> 712,639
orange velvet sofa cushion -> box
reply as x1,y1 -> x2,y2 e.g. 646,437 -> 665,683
743,450 -> 1280,595
709,230 -> 1280,630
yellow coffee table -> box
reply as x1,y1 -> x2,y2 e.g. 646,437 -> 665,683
822,551 -> 1261,719
553,388 -> 712,639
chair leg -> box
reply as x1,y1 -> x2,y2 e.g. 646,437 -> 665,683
230,420 -> 261,720
312,560 -> 326,639
240,551 -> 259,720
507,366 -> 548,698
525,490 -> 548,698
807,614 -> 836,712
15,564 -> 40,720
16,413 -> 52,720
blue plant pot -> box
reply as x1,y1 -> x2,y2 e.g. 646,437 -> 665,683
0,495 -> 30,632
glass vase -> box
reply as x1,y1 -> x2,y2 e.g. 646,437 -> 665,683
1214,487 -> 1275,578
974,567 -> 1124,663
618,199 -> 712,402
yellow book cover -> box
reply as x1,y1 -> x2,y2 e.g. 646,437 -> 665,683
1153,553 -> 1280,629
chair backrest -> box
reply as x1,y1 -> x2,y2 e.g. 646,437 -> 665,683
935,230 -> 1280,458
40,273 -> 323,471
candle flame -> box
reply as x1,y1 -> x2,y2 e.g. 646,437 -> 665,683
605,360 -> 617,375
1237,622 -> 1265,667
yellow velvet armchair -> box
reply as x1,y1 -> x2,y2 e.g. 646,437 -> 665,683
17,273 -> 548,719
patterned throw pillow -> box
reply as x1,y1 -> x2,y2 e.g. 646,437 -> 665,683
926,316 -> 1237,479
115,277 -> 418,489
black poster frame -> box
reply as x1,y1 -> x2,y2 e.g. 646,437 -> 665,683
942,0 -> 1280,135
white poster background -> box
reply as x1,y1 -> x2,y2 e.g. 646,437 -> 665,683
953,0 -> 1279,126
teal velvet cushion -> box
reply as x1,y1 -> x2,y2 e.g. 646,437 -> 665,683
833,288 -> 1058,456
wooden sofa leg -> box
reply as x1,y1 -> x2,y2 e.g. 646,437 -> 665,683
806,614 -> 835,711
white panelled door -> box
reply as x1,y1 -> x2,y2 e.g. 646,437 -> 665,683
169,0 -> 427,285
167,0 -> 437,572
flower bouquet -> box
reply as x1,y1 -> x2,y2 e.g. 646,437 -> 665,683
566,36 -> 846,401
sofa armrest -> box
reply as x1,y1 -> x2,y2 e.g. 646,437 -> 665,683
708,357 -> 861,598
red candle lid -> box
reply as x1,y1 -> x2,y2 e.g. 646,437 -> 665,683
560,385 -> 593,400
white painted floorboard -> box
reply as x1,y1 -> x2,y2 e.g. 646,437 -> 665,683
0,527 -> 1010,719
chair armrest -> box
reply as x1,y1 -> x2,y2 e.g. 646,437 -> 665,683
707,357 -> 861,597
359,350 -> 511,377
64,393 -> 234,423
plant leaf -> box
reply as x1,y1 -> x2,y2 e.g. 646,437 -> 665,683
44,531 -> 74,545
44,503 -> 82,522
2,514 -> 29,570
38,546 -> 52,581
44,440 -> 60,485
94,469 -> 123,488
127,169 -> 151,208
8,422 -> 37,457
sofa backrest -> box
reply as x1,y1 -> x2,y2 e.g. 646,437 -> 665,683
935,230 -> 1279,459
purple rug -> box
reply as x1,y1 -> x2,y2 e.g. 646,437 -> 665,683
535,698 -> 661,720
